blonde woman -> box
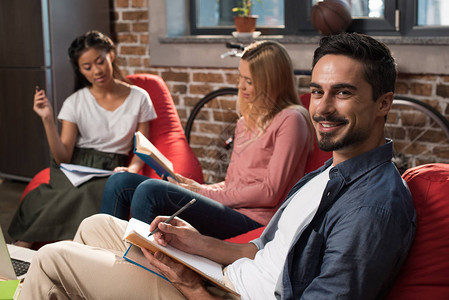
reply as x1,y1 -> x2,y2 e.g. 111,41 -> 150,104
100,40 -> 314,239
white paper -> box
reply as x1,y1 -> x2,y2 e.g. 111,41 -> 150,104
60,163 -> 115,187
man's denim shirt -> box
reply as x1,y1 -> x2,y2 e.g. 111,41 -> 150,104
252,140 -> 416,300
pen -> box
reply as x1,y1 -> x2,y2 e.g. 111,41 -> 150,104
148,198 -> 197,237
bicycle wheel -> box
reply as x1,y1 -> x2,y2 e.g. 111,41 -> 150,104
385,96 -> 449,173
185,88 -> 239,183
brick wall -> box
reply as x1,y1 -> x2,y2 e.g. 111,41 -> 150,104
390,74 -> 449,172
111,0 -> 449,181
112,0 -> 150,75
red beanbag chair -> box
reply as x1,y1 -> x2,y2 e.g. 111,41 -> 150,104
386,163 -> 449,299
127,74 -> 203,183
225,226 -> 266,244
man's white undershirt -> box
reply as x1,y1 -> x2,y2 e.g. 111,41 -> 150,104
226,165 -> 332,300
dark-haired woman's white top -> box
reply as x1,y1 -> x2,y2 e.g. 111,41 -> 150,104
8,85 -> 156,242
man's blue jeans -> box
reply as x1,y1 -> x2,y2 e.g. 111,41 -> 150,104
100,173 -> 263,239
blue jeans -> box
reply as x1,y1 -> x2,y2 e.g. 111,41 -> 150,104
100,173 -> 263,239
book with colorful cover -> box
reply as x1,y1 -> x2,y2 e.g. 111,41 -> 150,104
133,131 -> 178,181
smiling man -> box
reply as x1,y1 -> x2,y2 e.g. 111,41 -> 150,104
20,33 -> 416,300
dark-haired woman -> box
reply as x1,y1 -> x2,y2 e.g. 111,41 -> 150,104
8,31 -> 156,248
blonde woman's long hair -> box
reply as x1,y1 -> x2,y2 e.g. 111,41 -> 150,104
237,40 -> 314,151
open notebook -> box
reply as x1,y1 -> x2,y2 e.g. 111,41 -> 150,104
59,163 -> 115,187
123,218 -> 238,296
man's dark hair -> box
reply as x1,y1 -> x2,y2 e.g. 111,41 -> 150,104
312,32 -> 397,101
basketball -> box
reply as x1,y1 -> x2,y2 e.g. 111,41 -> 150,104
311,0 -> 352,36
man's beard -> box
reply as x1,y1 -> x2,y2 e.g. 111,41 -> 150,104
313,115 -> 368,152
318,131 -> 366,152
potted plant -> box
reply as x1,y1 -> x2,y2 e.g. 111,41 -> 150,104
232,0 -> 260,33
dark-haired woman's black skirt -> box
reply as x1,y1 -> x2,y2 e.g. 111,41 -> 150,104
8,148 -> 128,242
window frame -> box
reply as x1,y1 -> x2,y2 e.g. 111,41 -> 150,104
400,0 -> 449,36
189,0 -> 449,37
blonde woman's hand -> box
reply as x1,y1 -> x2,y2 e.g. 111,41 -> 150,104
168,174 -> 202,193
113,166 -> 129,172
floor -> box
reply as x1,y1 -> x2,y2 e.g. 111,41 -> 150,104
0,178 -> 26,244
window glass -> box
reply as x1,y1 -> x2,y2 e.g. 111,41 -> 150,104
195,0 -> 284,28
311,0 -> 384,18
417,0 -> 449,26
352,0 -> 384,18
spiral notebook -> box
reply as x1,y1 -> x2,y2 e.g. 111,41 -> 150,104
123,218 -> 238,296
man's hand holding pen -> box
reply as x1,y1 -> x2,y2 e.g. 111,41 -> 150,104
168,174 -> 203,193
148,214 -> 204,255
143,216 -> 207,298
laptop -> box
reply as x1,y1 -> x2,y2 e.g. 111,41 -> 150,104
0,227 -> 35,281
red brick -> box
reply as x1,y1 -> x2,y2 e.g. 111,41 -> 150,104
401,112 -> 427,127
192,110 -> 210,122
189,84 -> 214,95
212,110 -> 239,122
132,0 -> 147,8
193,73 -> 224,83
177,108 -> 187,119
198,123 -> 225,135
421,99 -> 442,111
162,72 -> 189,83
395,82 -> 409,95
115,57 -> 127,66
171,84 -> 187,94
434,145 -> 449,159
436,84 -> 449,98
114,22 -> 131,33
226,74 -> 239,85
128,57 -> 141,67
399,142 -> 428,156
122,11 -> 148,21
189,135 -> 214,146
119,46 -> 146,55
117,33 -> 138,43
132,22 -> 149,32
204,98 -> 237,110
410,83 -> 432,96
134,68 -> 152,74
171,94 -> 180,106
140,34 -> 149,44
142,58 -> 150,68
183,96 -> 201,107
115,0 -> 130,8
